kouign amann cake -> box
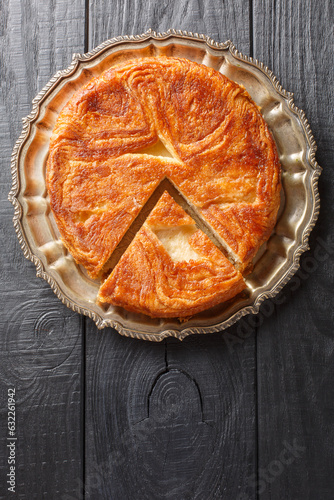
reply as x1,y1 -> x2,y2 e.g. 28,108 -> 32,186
46,56 -> 281,318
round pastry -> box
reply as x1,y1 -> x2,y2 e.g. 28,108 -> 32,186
46,56 -> 281,318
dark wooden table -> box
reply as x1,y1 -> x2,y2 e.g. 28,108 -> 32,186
1,1 -> 333,499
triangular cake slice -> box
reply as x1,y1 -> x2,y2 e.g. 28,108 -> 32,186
98,192 -> 246,318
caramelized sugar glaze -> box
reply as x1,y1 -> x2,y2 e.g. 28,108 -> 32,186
46,57 -> 281,318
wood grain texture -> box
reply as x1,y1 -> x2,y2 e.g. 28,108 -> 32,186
0,293 -> 82,498
0,0 -> 85,497
253,1 -> 334,498
85,329 -> 257,499
85,1 -> 258,498
2,0 -> 334,498
88,0 -> 251,49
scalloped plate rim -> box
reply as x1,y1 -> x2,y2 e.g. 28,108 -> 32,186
8,29 -> 322,342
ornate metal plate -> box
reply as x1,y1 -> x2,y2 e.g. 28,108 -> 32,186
9,29 -> 321,341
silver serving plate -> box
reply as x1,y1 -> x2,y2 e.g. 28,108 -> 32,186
9,29 -> 321,341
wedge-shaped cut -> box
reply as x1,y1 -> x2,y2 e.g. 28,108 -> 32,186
98,193 -> 245,318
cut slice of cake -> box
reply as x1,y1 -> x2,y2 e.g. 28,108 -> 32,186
98,192 -> 246,318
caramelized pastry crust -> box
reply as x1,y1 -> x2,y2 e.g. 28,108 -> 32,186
47,56 -> 281,317
98,193 -> 246,317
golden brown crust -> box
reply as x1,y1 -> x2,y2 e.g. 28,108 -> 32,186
98,193 -> 246,318
47,56 -> 281,317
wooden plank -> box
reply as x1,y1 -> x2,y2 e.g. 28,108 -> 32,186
253,1 -> 334,498
164,335 -> 257,499
84,332 -> 167,499
88,0 -> 251,49
0,0 -> 85,497
85,1 -> 258,498
85,328 -> 258,499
